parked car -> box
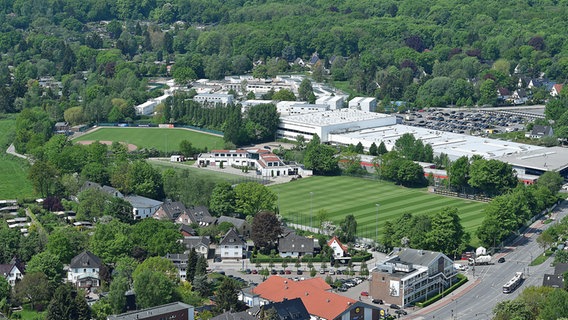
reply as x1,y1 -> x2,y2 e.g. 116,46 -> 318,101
360,291 -> 369,296
390,304 -> 400,310
498,257 -> 506,263
395,310 -> 408,316
296,270 -> 303,275
214,257 -> 222,262
371,299 -> 383,305
244,269 -> 251,274
285,270 -> 291,274
271,269 -> 277,275
252,269 -> 258,274
319,269 -> 326,274
279,269 -> 285,275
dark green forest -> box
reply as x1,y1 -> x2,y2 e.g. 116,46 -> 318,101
2,0 -> 568,121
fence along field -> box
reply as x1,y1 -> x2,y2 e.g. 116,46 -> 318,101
270,175 -> 487,242
73,127 -> 225,152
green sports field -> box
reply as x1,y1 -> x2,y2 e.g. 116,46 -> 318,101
73,127 -> 225,151
0,117 -> 35,199
270,176 -> 487,242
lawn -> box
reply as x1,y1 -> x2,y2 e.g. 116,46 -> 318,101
73,127 -> 225,152
148,158 -> 247,183
0,117 -> 35,200
270,176 -> 487,243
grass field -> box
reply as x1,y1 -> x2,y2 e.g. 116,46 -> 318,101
0,117 -> 35,199
73,127 -> 225,152
270,176 -> 487,243
149,159 -> 247,183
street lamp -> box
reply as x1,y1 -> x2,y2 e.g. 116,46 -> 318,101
375,204 -> 380,243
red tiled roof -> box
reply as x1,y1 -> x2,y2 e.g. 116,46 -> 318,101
554,83 -> 564,92
253,276 -> 356,320
328,236 -> 348,253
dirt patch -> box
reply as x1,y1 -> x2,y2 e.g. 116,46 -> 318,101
75,140 -> 138,152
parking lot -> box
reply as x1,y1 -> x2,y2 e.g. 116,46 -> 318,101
397,109 -> 539,136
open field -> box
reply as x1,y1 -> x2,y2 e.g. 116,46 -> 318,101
0,117 -> 34,199
270,176 -> 487,243
73,127 -> 225,152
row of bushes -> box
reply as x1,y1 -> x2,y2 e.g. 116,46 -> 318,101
415,274 -> 468,308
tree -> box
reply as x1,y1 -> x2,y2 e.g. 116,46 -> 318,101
396,160 -> 425,186
537,171 -> 564,194
89,220 -> 134,263
46,227 -> 88,264
195,254 -> 208,276
298,78 -> 315,102
449,156 -> 470,190
272,89 -> 296,101
107,275 -> 129,314
369,142 -> 378,156
424,207 -> 468,257
46,283 -> 89,320
28,160 -> 59,197
193,274 -> 211,297
133,269 -> 176,309
13,272 -> 51,311
377,141 -> 388,155
26,251 -> 64,286
234,182 -> 278,216
0,277 -> 9,303
209,182 -> 236,216
339,215 -> 357,243
186,249 -> 198,283
479,79 -> 498,106
469,159 -> 517,196
304,137 -> 340,175
216,278 -> 239,312
131,219 -> 183,258
539,288 -> 568,320
251,211 -> 282,249
179,140 -> 195,158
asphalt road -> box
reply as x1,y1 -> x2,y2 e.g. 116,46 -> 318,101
411,200 -> 568,320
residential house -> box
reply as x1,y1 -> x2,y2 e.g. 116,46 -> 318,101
525,125 -> 554,139
165,253 -> 189,281
107,302 -> 194,320
260,298 -> 310,320
239,287 -> 262,307
250,276 -> 383,320
54,121 -> 70,133
328,236 -> 350,262
278,233 -> 319,258
181,236 -> 211,257
369,247 -> 457,307
542,263 -> 568,288
154,200 -> 187,221
80,181 -> 124,198
216,216 -> 251,237
0,257 -> 24,286
193,93 -> 234,106
551,84 -> 564,97
211,311 -> 256,320
511,89 -> 528,105
308,52 -> 320,67
176,206 -> 216,226
124,195 -> 163,220
497,88 -> 511,101
67,251 -> 103,290
219,228 -> 245,260
179,224 -> 197,237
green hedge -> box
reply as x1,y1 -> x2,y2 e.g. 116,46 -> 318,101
415,274 -> 468,308
250,252 -> 372,264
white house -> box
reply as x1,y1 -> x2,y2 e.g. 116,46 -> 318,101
218,228 -> 245,260
124,195 -> 163,220
67,251 -> 102,290
0,258 -> 24,286
328,236 -> 349,259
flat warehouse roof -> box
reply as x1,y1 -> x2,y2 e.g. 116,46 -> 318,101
336,125 -> 544,160
494,146 -> 568,172
280,109 -> 394,126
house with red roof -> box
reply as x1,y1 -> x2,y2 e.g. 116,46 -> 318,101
247,276 -> 384,320
551,83 -> 564,97
328,236 -> 350,260
196,148 -> 303,178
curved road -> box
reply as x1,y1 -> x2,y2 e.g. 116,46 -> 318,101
411,200 -> 567,320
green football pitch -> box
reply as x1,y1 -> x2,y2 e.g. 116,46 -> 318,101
270,176 -> 487,241
73,127 -> 225,151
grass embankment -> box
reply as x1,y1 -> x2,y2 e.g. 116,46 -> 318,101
73,127 -> 225,152
0,116 -> 34,199
270,176 -> 487,243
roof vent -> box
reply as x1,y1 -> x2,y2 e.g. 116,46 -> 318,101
327,299 -> 330,303
305,292 -> 309,296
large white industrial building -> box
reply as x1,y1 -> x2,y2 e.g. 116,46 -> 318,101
277,109 -> 397,142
